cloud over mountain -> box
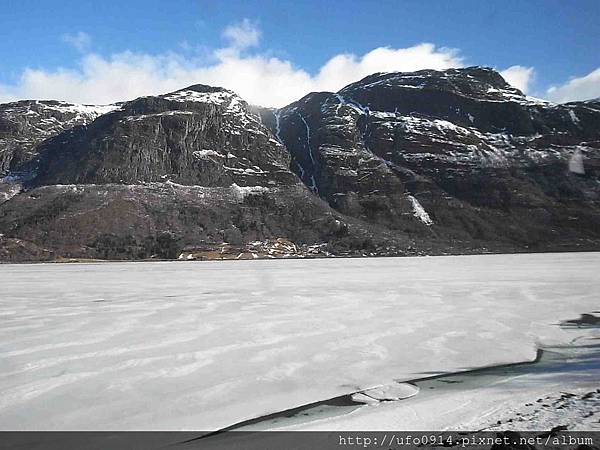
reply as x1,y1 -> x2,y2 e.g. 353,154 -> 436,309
0,21 -> 465,107
1,20 -> 596,107
546,68 -> 600,103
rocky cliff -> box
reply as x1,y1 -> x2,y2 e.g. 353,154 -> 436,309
1,67 -> 599,261
258,67 -> 600,252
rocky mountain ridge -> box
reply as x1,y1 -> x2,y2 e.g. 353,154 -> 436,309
0,100 -> 118,173
257,67 -> 600,251
1,67 -> 599,261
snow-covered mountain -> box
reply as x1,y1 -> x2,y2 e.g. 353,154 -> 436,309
1,67 -> 599,261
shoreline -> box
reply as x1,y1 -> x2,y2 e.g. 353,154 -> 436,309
193,349 -> 547,437
173,334 -> 600,438
2,247 -> 600,266
282,336 -> 600,432
193,320 -> 600,435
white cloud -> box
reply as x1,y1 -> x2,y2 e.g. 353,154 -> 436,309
5,21 -> 597,109
0,35 -> 465,107
546,68 -> 600,103
314,44 -> 463,92
62,31 -> 92,53
221,19 -> 260,51
500,65 -> 534,93
19,19 -> 600,111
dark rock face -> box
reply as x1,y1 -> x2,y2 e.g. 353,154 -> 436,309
0,100 -> 117,205
268,67 -> 600,251
0,183 -> 375,261
30,86 -> 295,188
1,85 -> 399,260
1,68 -> 600,261
0,100 -> 116,175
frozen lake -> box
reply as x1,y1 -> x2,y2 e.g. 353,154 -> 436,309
1,252 -> 599,430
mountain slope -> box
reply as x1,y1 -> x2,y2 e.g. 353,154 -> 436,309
0,100 -> 118,203
257,67 -> 600,251
29,86 -> 296,188
0,85 -> 408,261
0,100 -> 118,175
1,67 -> 600,261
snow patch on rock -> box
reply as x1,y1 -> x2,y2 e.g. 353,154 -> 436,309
230,183 -> 270,201
569,148 -> 585,174
193,149 -> 225,160
568,109 -> 580,125
408,195 -> 433,226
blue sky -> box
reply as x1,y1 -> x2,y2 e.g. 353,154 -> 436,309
1,0 -> 599,106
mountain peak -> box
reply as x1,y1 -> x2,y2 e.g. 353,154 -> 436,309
176,84 -> 233,95
340,66 -> 520,98
159,84 -> 243,108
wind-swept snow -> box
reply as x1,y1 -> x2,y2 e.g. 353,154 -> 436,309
285,336 -> 600,431
0,253 -> 598,430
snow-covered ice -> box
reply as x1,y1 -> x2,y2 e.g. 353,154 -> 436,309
285,337 -> 600,431
0,252 -> 598,430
